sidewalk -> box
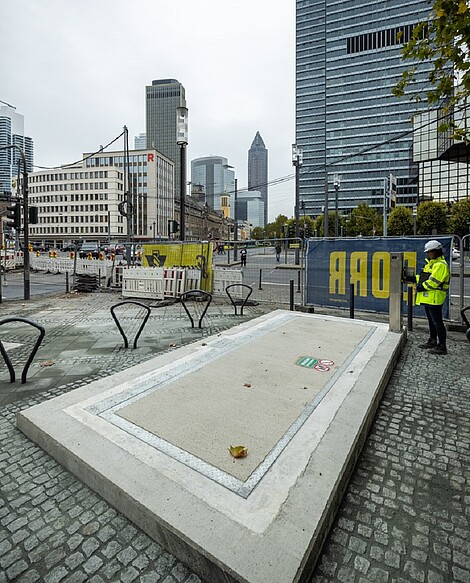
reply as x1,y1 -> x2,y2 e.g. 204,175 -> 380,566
0,290 -> 469,583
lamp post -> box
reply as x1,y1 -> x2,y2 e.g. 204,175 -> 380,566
333,173 -> 340,238
292,144 -> 303,265
176,107 -> 188,242
0,144 -> 30,300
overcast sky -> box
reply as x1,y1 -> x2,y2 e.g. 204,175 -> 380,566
1,0 -> 296,222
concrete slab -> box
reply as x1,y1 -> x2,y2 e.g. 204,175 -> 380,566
17,310 -> 405,583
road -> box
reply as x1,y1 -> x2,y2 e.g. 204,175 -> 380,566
0,271 -> 67,301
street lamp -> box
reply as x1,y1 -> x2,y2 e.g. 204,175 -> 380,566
333,173 -> 340,238
292,144 -> 303,264
223,164 -> 237,260
176,106 -> 188,242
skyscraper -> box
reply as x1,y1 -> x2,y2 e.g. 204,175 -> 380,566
248,132 -> 268,226
0,103 -> 34,195
146,79 -> 186,199
191,156 -> 235,213
296,1 -> 433,218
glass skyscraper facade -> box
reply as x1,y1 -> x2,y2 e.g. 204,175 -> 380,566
296,0 -> 433,218
146,79 -> 186,201
0,104 -> 34,196
248,132 -> 268,226
191,156 -> 235,213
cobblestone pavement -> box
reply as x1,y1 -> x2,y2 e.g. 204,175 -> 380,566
0,291 -> 469,583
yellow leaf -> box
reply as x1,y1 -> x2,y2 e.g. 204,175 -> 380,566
436,8 -> 445,17
458,1 -> 467,13
229,445 -> 248,458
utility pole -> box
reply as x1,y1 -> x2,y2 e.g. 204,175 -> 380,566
333,174 -> 340,238
292,144 -> 303,265
233,178 -> 238,261
176,107 -> 189,242
324,174 -> 329,238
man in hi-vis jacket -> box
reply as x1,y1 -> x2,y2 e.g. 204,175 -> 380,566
415,240 -> 451,355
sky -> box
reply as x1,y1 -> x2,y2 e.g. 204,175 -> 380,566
0,0 -> 296,222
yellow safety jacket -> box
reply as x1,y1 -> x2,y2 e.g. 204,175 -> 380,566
415,256 -> 450,306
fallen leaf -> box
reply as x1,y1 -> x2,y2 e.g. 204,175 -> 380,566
169,343 -> 177,347
243,383 -> 251,388
40,361 -> 55,367
229,445 -> 248,458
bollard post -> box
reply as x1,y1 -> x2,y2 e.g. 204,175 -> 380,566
99,268 -> 101,288
290,279 -> 294,311
65,272 -> 69,293
407,285 -> 413,332
350,283 -> 355,319
389,252 -> 403,332
258,268 -> 263,290
297,270 -> 301,293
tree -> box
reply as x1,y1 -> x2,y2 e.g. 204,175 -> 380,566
393,1 -> 470,136
416,201 -> 449,235
449,197 -> 470,238
265,214 -> 289,239
387,206 -> 415,236
250,226 -> 265,240
345,204 -> 383,237
314,212 -> 346,237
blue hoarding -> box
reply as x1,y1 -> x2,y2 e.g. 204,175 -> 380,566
305,237 -> 452,318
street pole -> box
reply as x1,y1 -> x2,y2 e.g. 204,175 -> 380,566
0,144 -> 30,299
292,145 -> 303,265
383,177 -> 388,237
233,178 -> 238,261
324,174 -> 329,237
176,107 -> 189,242
124,126 -> 132,265
333,174 -> 340,238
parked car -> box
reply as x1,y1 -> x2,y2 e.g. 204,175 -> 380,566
62,244 -> 76,252
452,247 -> 460,261
78,243 -> 100,259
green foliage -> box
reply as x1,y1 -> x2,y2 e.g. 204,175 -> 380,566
387,206 -> 415,236
449,197 -> 470,237
264,214 -> 289,239
314,212 -> 346,237
416,201 -> 449,235
345,204 -> 383,237
393,1 -> 470,138
250,226 -> 265,240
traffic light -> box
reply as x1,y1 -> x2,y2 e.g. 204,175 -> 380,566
29,206 -> 39,224
171,220 -> 179,233
5,204 -> 21,230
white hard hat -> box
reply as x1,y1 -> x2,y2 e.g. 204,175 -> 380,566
424,240 -> 442,252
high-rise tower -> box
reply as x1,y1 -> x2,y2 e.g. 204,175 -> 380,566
146,79 -> 186,199
191,156 -> 235,213
0,103 -> 34,195
296,1 -> 433,217
248,132 -> 268,226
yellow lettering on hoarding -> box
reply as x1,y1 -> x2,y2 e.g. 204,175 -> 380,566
371,252 -> 390,299
350,251 -> 368,296
329,252 -> 346,294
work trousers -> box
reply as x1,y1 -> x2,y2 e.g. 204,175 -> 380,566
424,304 -> 447,347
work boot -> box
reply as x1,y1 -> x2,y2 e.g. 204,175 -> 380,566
419,338 -> 437,349
428,344 -> 447,355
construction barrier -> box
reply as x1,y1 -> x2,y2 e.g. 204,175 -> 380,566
121,267 -> 202,300
0,251 -> 24,271
212,267 -> 243,298
29,256 -> 112,278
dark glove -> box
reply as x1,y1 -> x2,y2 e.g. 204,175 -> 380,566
402,267 -> 416,283
416,283 -> 425,292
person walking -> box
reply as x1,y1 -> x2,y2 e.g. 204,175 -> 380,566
415,239 -> 451,355
275,243 -> 281,262
240,248 -> 247,267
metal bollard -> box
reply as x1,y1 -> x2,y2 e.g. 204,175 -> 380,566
407,285 -> 413,332
65,272 -> 69,293
290,279 -> 294,311
297,270 -> 301,293
350,283 -> 355,319
258,268 -> 263,290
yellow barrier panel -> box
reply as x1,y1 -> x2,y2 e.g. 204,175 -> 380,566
142,242 -> 213,291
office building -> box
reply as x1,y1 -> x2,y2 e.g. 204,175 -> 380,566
28,149 -> 174,246
0,103 -> 34,195
146,79 -> 186,200
248,132 -> 268,226
296,1 -> 433,218
237,189 -> 265,228
134,133 -> 147,150
191,156 -> 235,213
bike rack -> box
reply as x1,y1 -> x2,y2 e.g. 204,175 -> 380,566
225,284 -> 253,316
110,301 -> 151,349
180,290 -> 213,328
0,317 -> 46,384
461,306 -> 470,342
